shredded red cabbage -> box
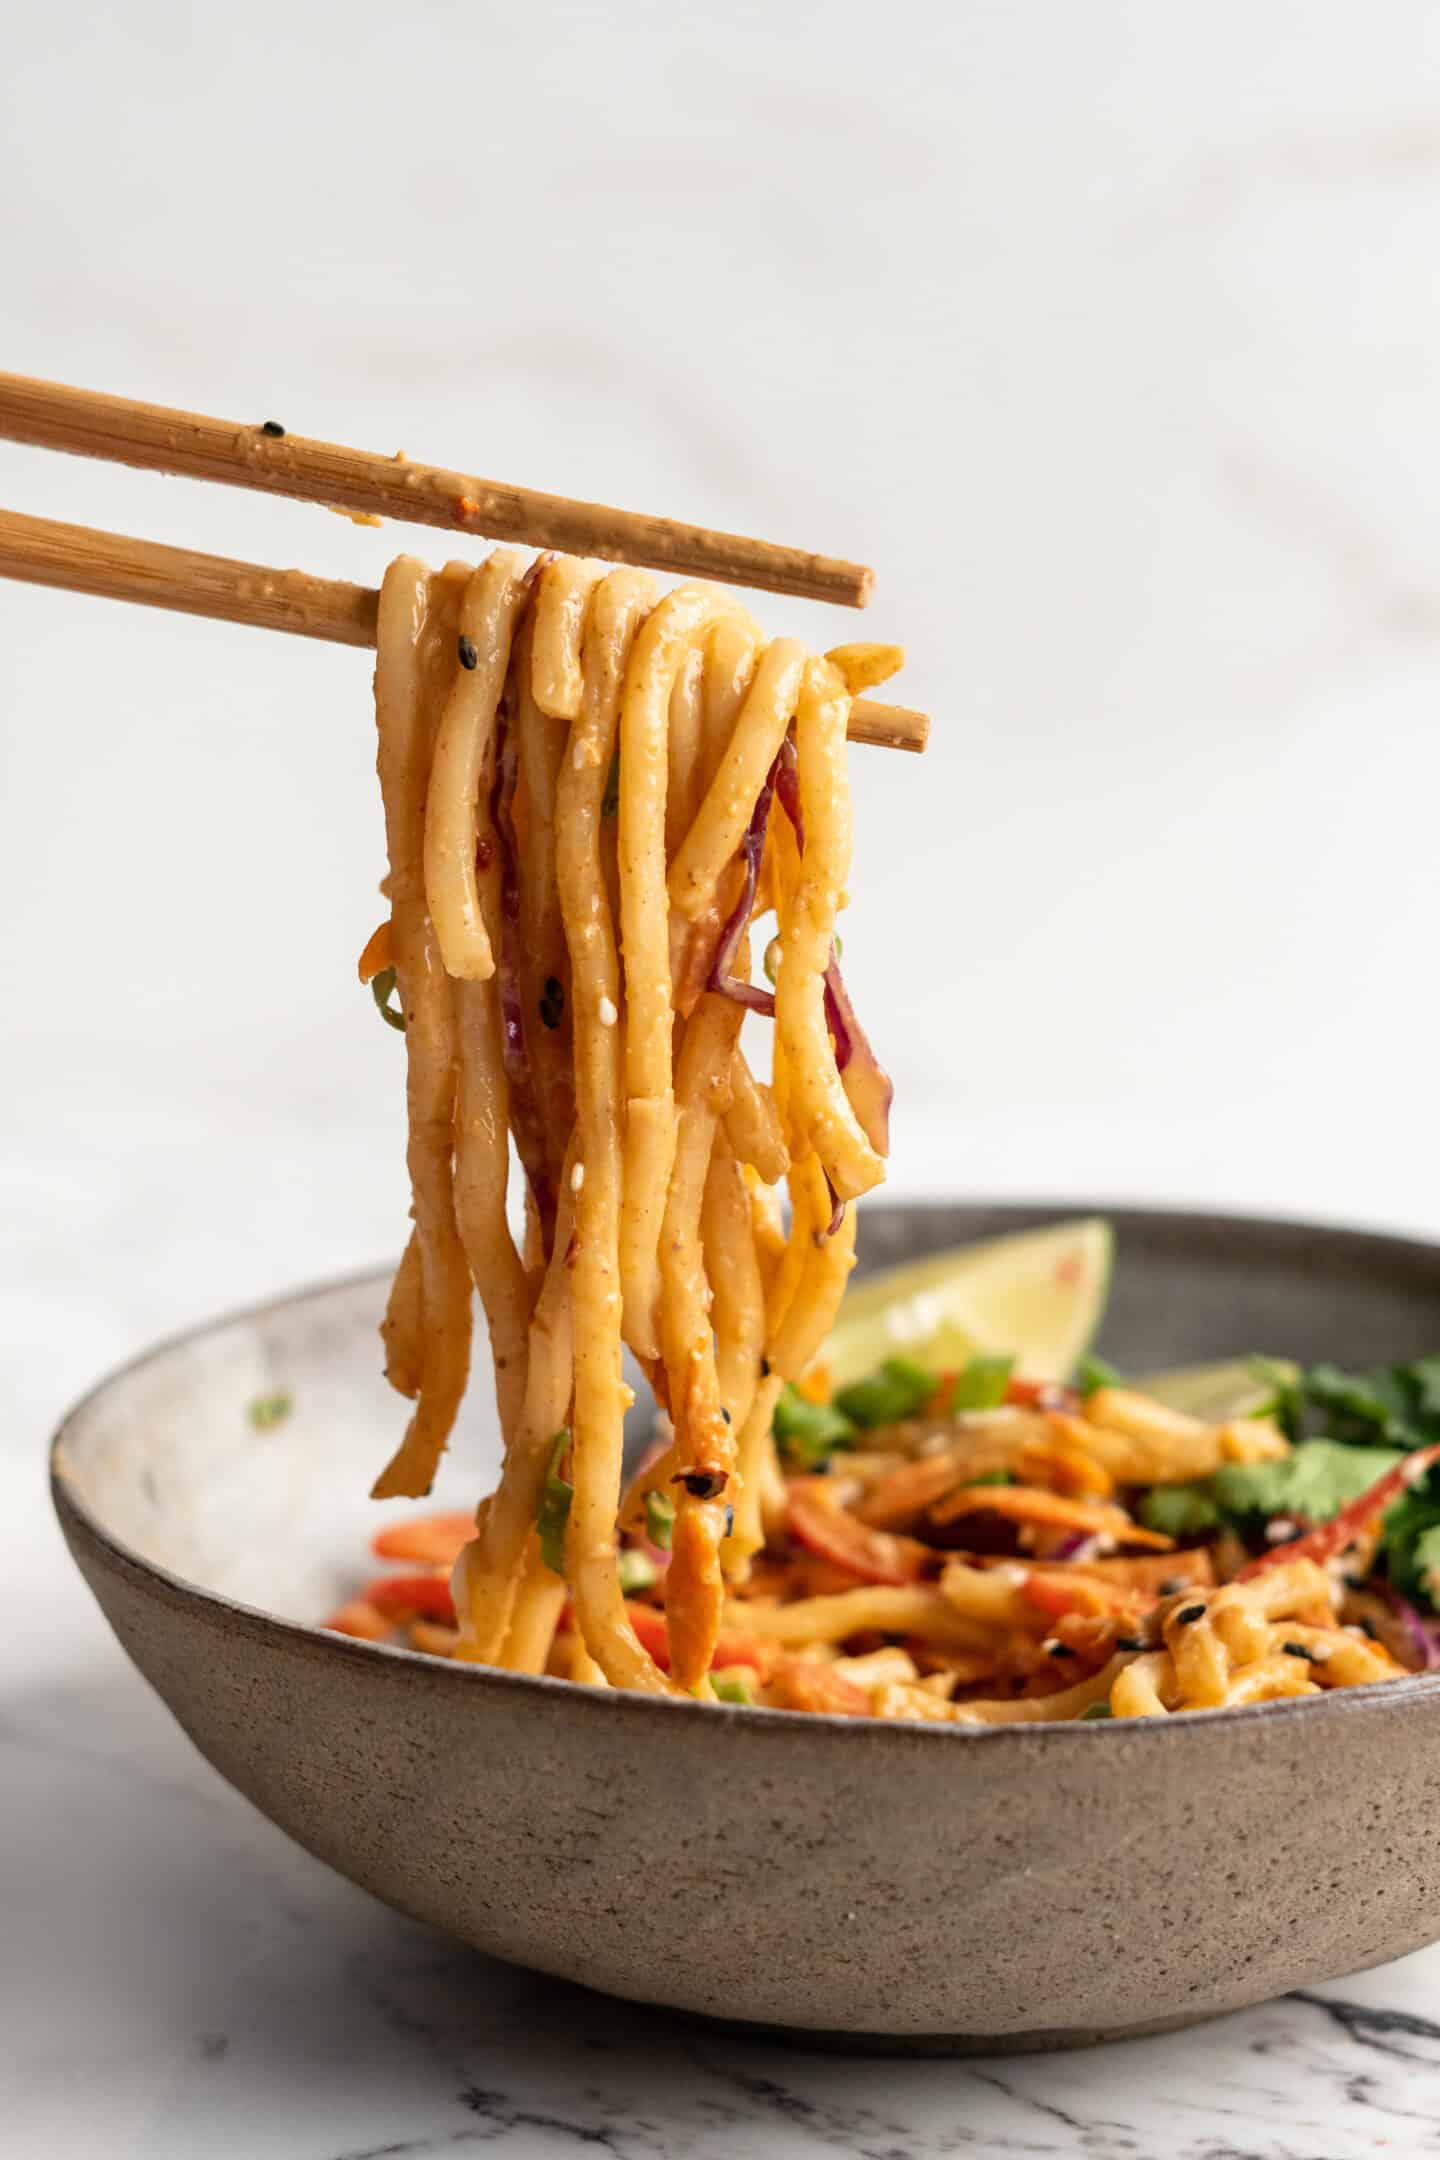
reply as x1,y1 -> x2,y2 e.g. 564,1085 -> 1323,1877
708,754 -> 778,1015
774,735 -> 803,847
1378,1583 -> 1440,1672
1050,1531 -> 1102,1563
822,952 -> 892,1156
491,720 -> 556,1244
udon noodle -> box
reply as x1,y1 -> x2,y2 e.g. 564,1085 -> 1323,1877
363,551 -> 898,1698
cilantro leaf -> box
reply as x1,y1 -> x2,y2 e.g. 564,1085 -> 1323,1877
1137,1482 -> 1224,1539
1138,1440 -> 1403,1541
1210,1440 -> 1405,1528
1381,1488 -> 1440,1606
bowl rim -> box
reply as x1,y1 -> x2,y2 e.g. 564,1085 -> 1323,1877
51,1197 -> 1440,1748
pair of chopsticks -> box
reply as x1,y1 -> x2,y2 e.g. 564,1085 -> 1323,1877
0,373 -> 929,753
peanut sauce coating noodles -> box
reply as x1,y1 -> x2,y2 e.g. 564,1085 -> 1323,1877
346,550 -> 1440,1719
363,551 -> 899,1697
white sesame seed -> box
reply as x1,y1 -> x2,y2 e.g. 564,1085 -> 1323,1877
570,1161 -> 586,1194
598,995 -> 618,1027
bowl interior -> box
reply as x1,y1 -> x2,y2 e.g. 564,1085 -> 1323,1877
55,1199 -> 1440,1626
51,1199 -> 1440,2048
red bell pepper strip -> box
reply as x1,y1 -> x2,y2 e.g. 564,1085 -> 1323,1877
1005,1376 -> 1081,1413
1236,1441 -> 1440,1581
622,1598 -> 772,1676
361,1571 -> 458,1623
787,1479 -> 930,1586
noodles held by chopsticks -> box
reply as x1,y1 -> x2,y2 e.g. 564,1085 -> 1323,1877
368,552 -> 898,1694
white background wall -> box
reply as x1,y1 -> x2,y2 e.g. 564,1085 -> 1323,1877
6,0 -> 1440,1435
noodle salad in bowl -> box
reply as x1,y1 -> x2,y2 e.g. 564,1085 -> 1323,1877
330,1220 -> 1440,1724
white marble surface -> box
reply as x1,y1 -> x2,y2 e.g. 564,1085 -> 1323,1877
12,1483 -> 1440,2160
9,2 -> 1440,2152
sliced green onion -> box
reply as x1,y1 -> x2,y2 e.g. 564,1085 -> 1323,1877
1074,1352 -> 1124,1396
1079,1702 -> 1114,1721
617,1547 -> 659,1594
772,1384 -> 857,1467
644,1489 -> 676,1550
370,966 -> 406,1032
966,1467 -> 1014,1487
712,1671 -> 754,1705
951,1355 -> 1015,1412
537,1429 -> 573,1575
248,1390 -> 293,1430
834,1355 -> 935,1429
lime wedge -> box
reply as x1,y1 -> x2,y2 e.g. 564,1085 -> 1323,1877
1134,1357 -> 1297,1423
822,1219 -> 1114,1389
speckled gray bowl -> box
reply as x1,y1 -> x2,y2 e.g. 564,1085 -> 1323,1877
51,1203 -> 1440,2051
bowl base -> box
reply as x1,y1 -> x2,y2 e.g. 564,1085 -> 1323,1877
659,2000 -> 1232,2056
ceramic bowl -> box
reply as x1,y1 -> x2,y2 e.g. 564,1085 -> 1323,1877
51,1202 -> 1440,2052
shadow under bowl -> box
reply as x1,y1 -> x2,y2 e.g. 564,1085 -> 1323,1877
51,1200 -> 1440,2051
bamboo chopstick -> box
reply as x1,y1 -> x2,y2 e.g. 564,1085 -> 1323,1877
0,372 -> 874,608
0,508 -> 930,752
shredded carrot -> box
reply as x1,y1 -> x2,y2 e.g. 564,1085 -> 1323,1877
324,1598 -> 391,1641
1015,1433 -> 1114,1500
929,1484 -> 1173,1547
371,1510 -> 476,1565
357,920 -> 393,984
1019,1570 -> 1144,1620
766,1655 -> 872,1716
1085,1549 -> 1214,1592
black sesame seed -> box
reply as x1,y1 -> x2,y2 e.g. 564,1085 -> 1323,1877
1116,1635 -> 1147,1652
674,1469 -> 728,1500
720,1406 -> 731,1425
1158,1577 -> 1182,1596
723,1505 -> 735,1537
261,420 -> 285,437
1283,1640 -> 1320,1663
760,1358 -> 771,1378
1043,1641 -> 1075,1658
1175,1604 -> 1206,1626
458,634 -> 478,671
